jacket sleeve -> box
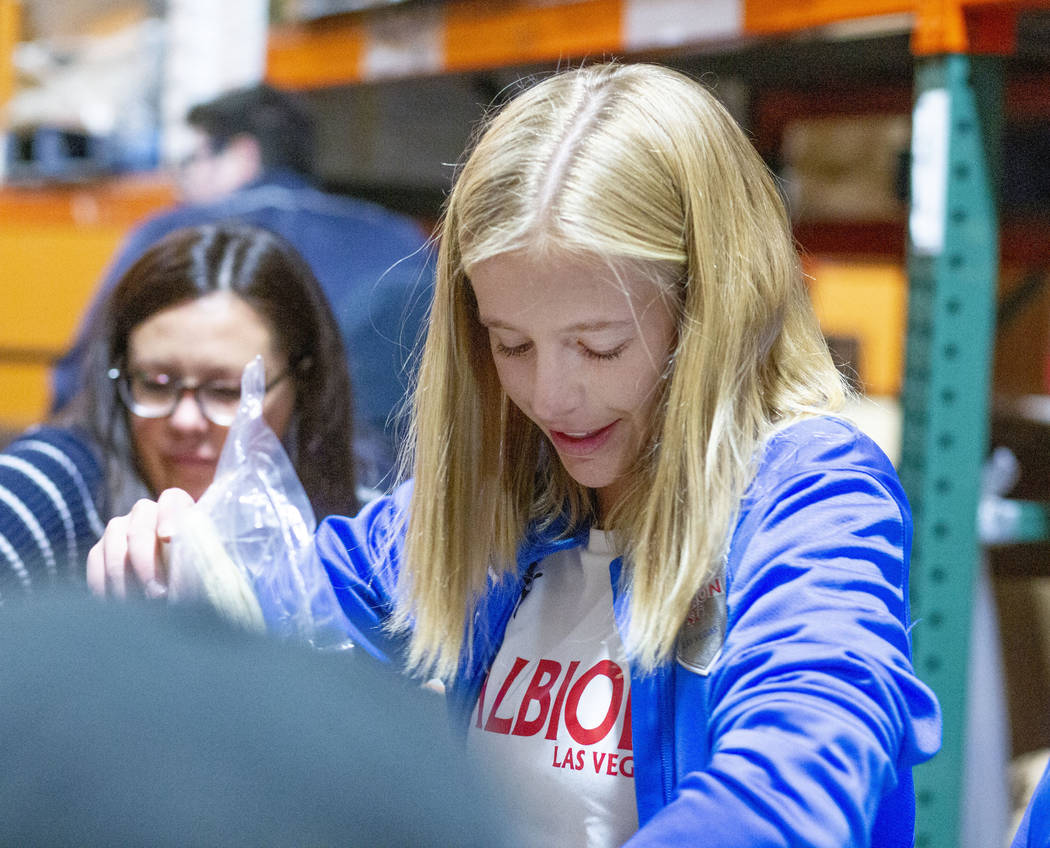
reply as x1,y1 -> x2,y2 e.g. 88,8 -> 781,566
1011,756 -> 1050,848
313,481 -> 413,664
627,424 -> 942,847
0,426 -> 105,596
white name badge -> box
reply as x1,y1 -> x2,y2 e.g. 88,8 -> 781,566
676,567 -> 727,676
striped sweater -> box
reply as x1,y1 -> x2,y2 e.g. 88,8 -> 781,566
0,426 -> 105,600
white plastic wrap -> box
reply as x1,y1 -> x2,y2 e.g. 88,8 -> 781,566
167,356 -> 352,650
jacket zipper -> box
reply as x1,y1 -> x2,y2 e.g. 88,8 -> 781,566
658,663 -> 675,805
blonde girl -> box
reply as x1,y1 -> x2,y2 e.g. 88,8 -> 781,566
91,62 -> 941,847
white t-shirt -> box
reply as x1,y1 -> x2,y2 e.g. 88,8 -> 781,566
467,529 -> 637,847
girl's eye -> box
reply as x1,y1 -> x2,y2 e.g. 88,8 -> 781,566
203,385 -> 242,403
495,340 -> 532,358
580,341 -> 628,361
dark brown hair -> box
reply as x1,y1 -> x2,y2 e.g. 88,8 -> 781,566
74,223 -> 356,518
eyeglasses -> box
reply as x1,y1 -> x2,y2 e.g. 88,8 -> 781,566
108,366 -> 292,427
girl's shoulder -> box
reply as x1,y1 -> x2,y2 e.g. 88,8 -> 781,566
747,415 -> 902,504
762,414 -> 894,472
317,478 -> 414,557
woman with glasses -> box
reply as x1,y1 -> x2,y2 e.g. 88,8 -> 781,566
0,223 -> 357,599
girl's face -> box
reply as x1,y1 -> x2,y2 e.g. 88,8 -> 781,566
125,291 -> 296,500
470,250 -> 676,516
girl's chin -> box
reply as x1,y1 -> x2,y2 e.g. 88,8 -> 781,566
558,459 -> 618,492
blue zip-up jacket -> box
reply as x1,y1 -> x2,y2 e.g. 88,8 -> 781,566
1012,756 -> 1050,847
316,417 -> 942,846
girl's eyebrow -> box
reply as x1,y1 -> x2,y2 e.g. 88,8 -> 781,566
127,360 -> 242,379
480,317 -> 634,333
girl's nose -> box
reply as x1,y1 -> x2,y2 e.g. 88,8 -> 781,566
530,356 -> 581,423
167,391 -> 210,432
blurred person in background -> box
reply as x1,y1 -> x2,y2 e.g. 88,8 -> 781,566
0,223 -> 356,600
51,83 -> 433,489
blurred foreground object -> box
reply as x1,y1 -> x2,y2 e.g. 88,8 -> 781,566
0,593 -> 514,847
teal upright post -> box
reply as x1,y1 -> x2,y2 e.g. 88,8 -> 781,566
899,54 -> 1003,848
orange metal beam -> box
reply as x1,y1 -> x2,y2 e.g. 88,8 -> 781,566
266,15 -> 367,89
264,0 -> 1050,89
744,0 -> 911,35
911,0 -> 1019,54
742,0 -> 1035,54
266,0 -> 625,87
0,174 -> 174,228
444,0 -> 622,72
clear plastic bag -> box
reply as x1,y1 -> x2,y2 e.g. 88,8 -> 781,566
167,356 -> 352,651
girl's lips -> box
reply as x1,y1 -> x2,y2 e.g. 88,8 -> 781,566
166,454 -> 216,467
548,420 -> 618,456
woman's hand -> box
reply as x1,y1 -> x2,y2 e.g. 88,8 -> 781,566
87,488 -> 195,599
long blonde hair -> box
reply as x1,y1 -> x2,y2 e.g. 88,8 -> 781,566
396,62 -> 847,679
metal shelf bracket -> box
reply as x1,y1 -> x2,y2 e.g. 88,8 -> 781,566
901,52 -> 1004,847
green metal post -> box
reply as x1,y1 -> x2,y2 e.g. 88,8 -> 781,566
899,54 -> 1003,848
